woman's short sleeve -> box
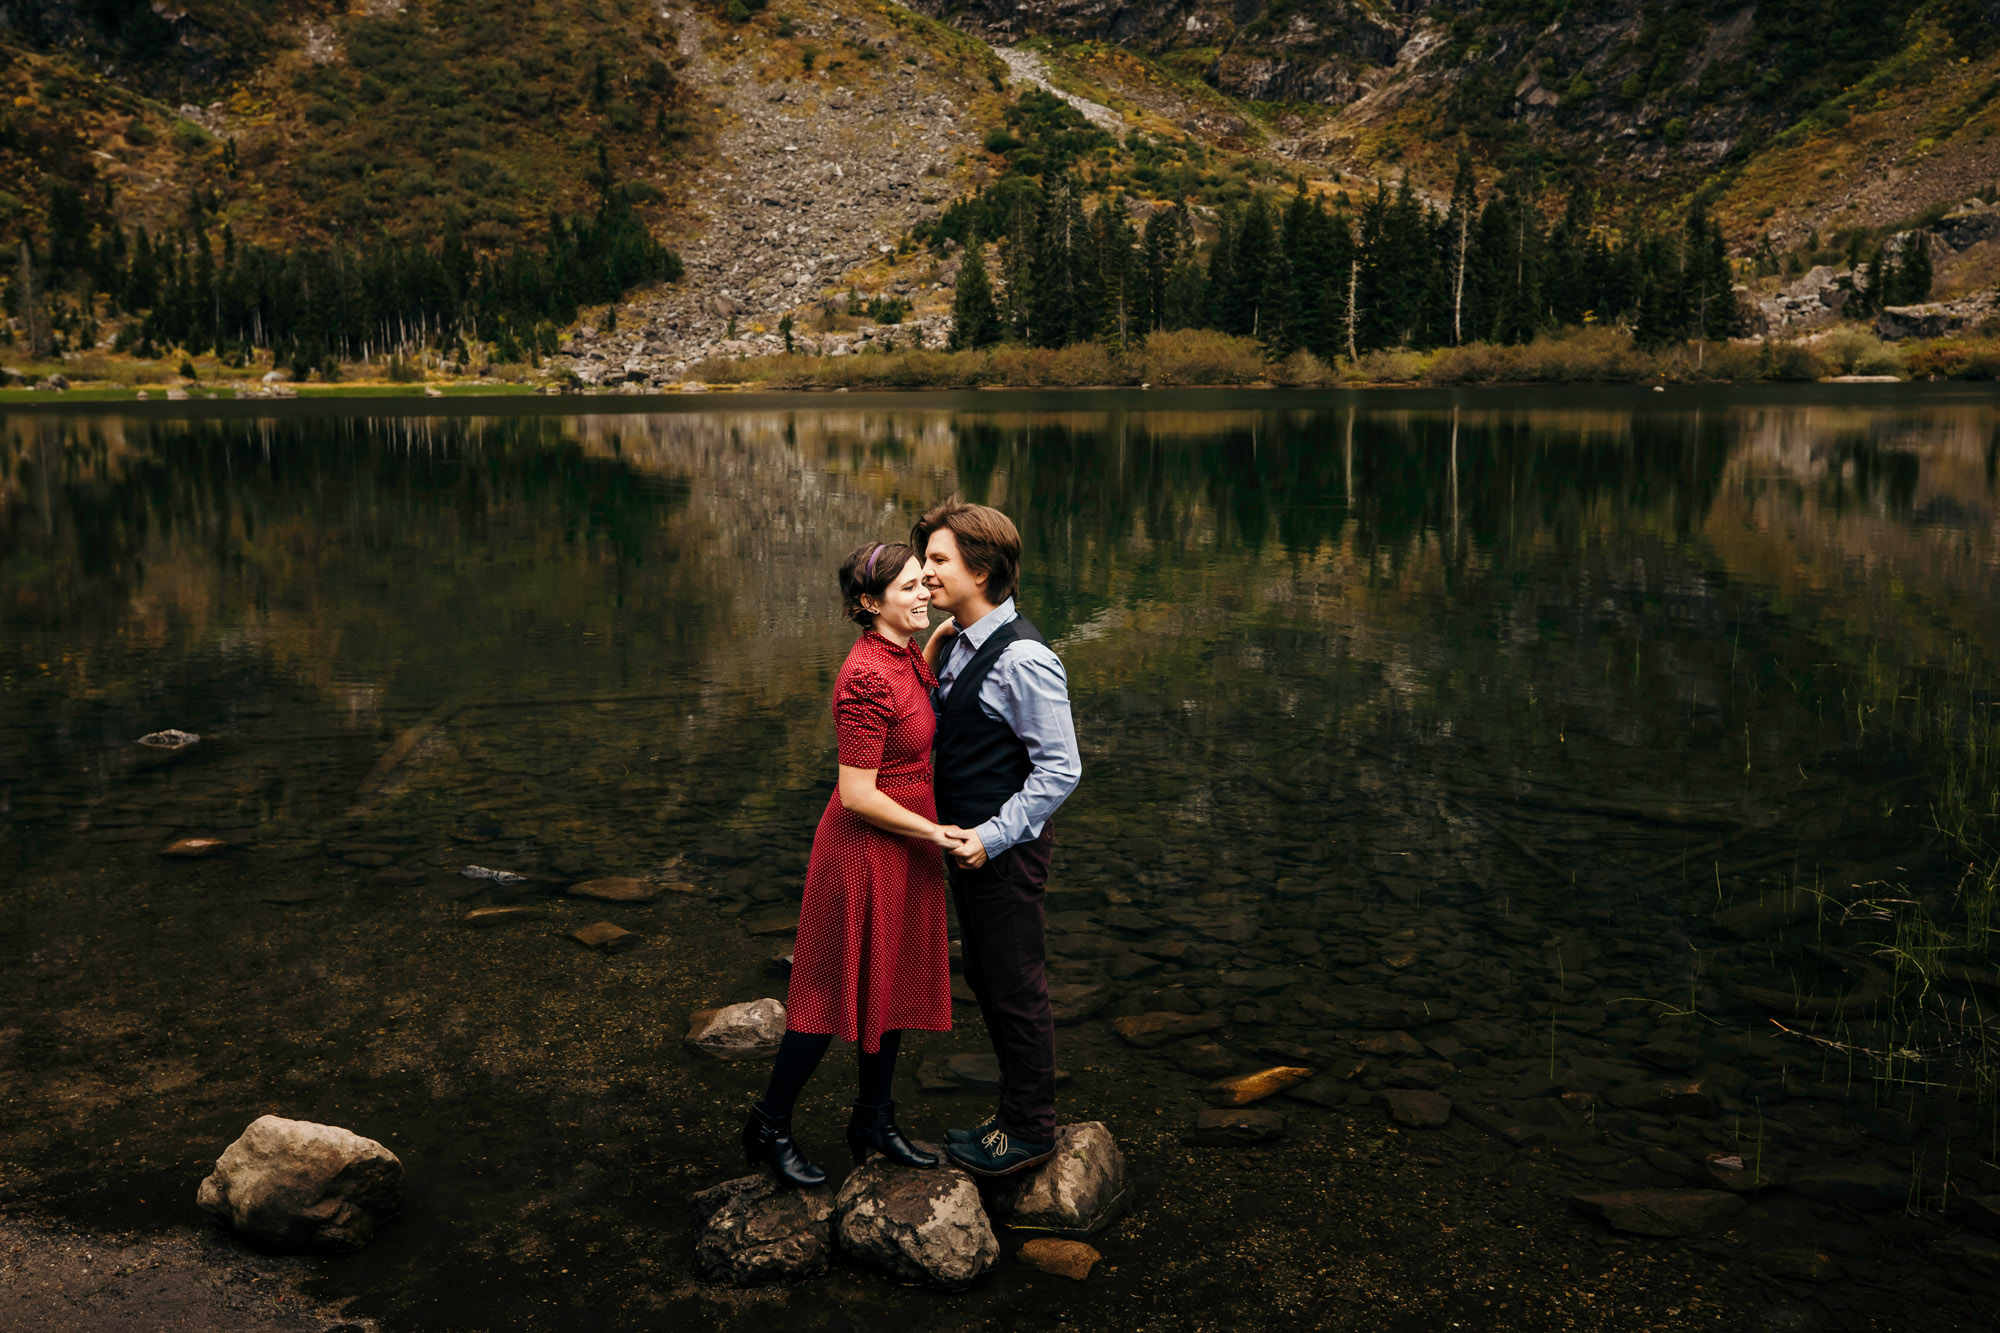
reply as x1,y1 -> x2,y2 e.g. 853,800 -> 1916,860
834,665 -> 896,768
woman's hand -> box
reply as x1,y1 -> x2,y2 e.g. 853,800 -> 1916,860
931,823 -> 970,850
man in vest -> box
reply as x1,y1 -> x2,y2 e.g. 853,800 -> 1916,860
914,499 -> 1082,1176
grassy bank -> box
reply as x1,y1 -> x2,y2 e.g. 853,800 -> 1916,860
14,328 -> 2000,399
688,327 -> 1994,389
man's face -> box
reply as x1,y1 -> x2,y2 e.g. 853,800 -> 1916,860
922,527 -> 985,617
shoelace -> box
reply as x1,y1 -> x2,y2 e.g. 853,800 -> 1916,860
979,1128 -> 1011,1157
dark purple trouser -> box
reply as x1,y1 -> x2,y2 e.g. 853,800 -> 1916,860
947,824 -> 1057,1142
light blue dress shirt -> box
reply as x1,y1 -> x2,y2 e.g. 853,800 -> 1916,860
933,598 -> 1082,857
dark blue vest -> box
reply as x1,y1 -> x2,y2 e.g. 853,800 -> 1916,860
934,616 -> 1046,829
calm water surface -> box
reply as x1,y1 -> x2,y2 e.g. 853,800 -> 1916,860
2,389 -> 1997,1330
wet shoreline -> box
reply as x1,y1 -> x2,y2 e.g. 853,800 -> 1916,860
3,395 -> 1996,1328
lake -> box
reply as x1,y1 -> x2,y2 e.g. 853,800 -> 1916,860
2,387 -> 1996,1330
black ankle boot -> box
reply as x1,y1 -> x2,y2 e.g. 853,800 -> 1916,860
846,1100 -> 938,1169
743,1102 -> 826,1188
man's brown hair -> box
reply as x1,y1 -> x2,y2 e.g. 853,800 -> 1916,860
912,498 -> 1021,605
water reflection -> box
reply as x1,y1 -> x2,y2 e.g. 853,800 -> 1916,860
2,393 -> 1996,1325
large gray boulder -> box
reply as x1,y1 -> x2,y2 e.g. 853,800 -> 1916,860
987,1121 -> 1129,1236
196,1115 -> 402,1251
689,1174 -> 835,1285
834,1155 -> 998,1289
684,998 -> 787,1059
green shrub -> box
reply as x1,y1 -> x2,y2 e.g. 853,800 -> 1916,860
124,117 -> 157,146
1820,328 -> 1903,376
725,0 -> 750,22
1758,338 -> 1828,381
171,119 -> 213,152
1131,329 -> 1265,385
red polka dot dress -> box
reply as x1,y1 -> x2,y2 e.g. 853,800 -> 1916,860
786,630 -> 953,1054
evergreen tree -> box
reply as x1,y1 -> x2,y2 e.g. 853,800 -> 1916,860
1229,193 -> 1277,337
948,231 -> 1000,350
1202,207 -> 1236,332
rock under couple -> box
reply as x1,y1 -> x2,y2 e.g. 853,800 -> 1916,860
741,498 -> 1082,1185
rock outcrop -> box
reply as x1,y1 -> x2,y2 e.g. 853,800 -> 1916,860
690,1174 -> 836,1285
196,1115 -> 402,1251
834,1155 -> 999,1289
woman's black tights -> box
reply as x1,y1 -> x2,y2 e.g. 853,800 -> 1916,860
758,1028 -> 903,1117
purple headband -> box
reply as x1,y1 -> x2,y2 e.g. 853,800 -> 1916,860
862,542 -> 885,580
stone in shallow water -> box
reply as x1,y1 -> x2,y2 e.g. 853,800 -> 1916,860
162,836 -> 228,857
745,912 -> 800,937
689,1174 -> 835,1285
1605,1080 -> 1715,1117
568,876 -> 660,903
686,998 -> 787,1058
1113,1012 -> 1222,1048
1569,1189 -> 1744,1237
1789,1164 -> 1909,1212
1182,1108 -> 1285,1146
1171,1042 -> 1240,1078
196,1115 -> 401,1251
835,1155 -> 998,1289
1017,1237 -> 1100,1280
137,729 -> 201,749
1204,1066 -> 1314,1107
1755,1248 -> 1843,1282
1351,1030 -> 1425,1058
464,905 -> 544,925
570,921 -> 636,951
919,1052 -> 1070,1091
1049,981 -> 1109,1024
1635,1040 -> 1702,1071
988,1122 -> 1128,1236
1380,1090 -> 1453,1127
461,864 -> 527,885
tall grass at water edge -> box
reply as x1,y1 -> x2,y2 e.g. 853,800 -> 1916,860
686,327 -> 1883,389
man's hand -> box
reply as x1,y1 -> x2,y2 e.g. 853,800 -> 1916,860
950,827 -> 988,869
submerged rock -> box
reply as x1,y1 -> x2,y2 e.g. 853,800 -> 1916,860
686,998 -> 787,1058
1569,1189 -> 1744,1237
1205,1066 -> 1314,1107
1182,1108 -> 1285,1146
1380,1090 -> 1453,1127
1048,981 -> 1110,1024
568,876 -> 660,903
464,905 -> 544,926
1605,1080 -> 1715,1117
460,864 -> 528,886
988,1122 -> 1128,1236
1112,1012 -> 1222,1048
570,921 -> 637,951
1789,1164 -> 1909,1213
835,1156 -> 998,1289
136,729 -> 200,750
690,1174 -> 835,1285
162,837 -> 229,858
196,1115 -> 402,1251
1016,1237 -> 1100,1280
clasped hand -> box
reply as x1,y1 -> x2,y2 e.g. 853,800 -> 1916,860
933,823 -> 988,868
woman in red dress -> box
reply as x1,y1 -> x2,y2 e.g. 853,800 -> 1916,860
742,540 -> 962,1188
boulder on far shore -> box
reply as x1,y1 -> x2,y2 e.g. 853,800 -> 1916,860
196,1115 -> 402,1251
835,1154 -> 998,1290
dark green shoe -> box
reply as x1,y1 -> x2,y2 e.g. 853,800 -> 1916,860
945,1114 -> 997,1146
945,1126 -> 1056,1177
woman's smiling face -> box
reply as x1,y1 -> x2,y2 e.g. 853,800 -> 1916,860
870,556 -> 932,639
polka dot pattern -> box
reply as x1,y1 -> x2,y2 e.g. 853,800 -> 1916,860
786,631 -> 952,1054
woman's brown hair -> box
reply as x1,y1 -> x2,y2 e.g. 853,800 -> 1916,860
910,498 -> 1020,604
838,540 -> 918,628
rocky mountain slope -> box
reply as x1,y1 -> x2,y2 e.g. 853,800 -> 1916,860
8,1 -> 2000,384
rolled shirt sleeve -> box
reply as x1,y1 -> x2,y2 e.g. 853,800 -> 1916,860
971,644 -> 1082,857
